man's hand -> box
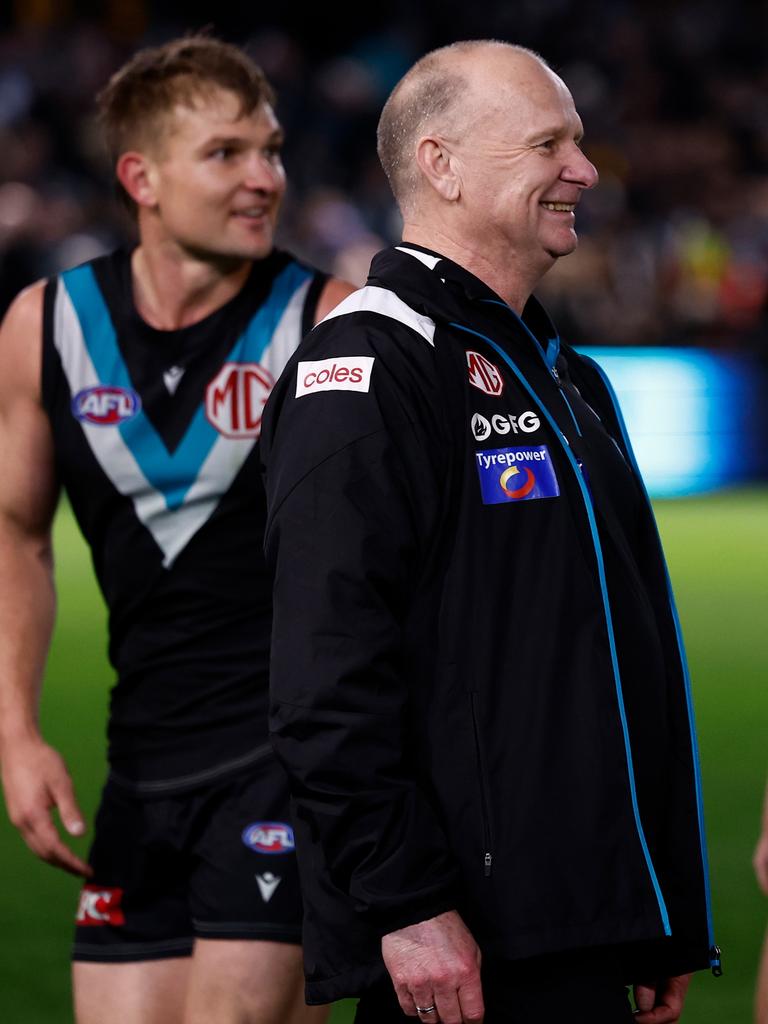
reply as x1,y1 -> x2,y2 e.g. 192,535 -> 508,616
754,831 -> 768,896
382,909 -> 483,1024
1,735 -> 92,876
633,974 -> 691,1023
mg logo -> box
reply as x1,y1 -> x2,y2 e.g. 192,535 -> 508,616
205,363 -> 274,438
466,351 -> 504,396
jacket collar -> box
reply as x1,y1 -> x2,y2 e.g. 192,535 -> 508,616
367,244 -> 561,367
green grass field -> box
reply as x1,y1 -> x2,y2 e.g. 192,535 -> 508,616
0,489 -> 766,1022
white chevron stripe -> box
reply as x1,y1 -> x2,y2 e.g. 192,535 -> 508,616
54,274 -> 309,568
318,284 -> 436,346
260,277 -> 311,380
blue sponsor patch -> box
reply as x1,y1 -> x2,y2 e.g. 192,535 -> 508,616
475,445 -> 560,505
241,821 -> 295,855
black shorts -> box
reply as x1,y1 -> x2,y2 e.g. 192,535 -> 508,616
72,755 -> 302,962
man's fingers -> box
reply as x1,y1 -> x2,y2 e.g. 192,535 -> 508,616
25,814 -> 91,877
634,982 -> 656,1013
456,977 -> 484,1023
49,772 -> 86,836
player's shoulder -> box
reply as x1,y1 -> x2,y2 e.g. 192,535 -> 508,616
0,280 -> 47,398
0,279 -> 46,352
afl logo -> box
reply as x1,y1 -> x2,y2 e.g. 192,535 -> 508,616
242,821 -> 295,855
466,351 -> 504,396
71,386 -> 141,425
206,362 -> 274,438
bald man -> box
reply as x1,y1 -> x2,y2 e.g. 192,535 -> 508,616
261,41 -> 719,1024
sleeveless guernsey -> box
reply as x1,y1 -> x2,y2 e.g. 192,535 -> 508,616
42,248 -> 326,789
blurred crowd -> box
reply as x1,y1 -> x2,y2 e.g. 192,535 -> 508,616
0,0 -> 767,348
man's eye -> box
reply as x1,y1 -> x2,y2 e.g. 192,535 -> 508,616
264,146 -> 283,162
210,147 -> 235,160
538,139 -> 556,151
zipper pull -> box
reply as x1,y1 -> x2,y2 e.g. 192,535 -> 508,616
709,945 -> 722,977
550,365 -> 560,383
484,853 -> 492,877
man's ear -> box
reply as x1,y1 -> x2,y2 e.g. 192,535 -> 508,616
415,135 -> 461,202
116,152 -> 158,209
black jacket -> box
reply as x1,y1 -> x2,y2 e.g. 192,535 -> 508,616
261,245 -> 717,1003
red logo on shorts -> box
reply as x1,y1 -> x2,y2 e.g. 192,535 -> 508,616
466,351 -> 504,396
76,886 -> 125,926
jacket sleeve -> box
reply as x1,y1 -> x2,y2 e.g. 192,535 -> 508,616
262,316 -> 460,934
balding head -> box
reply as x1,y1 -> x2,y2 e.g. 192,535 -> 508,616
377,41 -> 551,215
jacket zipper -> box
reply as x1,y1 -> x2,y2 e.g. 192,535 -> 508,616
449,319 -> 672,937
580,354 -> 721,976
469,692 -> 494,876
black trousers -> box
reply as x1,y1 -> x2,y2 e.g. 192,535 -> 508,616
354,956 -> 635,1024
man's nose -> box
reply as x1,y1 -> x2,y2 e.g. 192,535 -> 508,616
243,154 -> 283,192
564,146 -> 599,190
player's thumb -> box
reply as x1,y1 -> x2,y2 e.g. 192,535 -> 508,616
51,773 -> 86,836
634,982 -> 656,1013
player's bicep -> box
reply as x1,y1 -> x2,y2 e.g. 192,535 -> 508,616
0,283 -> 59,539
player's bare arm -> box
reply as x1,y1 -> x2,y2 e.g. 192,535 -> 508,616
0,282 -> 91,878
313,277 -> 357,325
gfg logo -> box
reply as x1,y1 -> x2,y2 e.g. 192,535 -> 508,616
242,821 -> 295,855
206,363 -> 273,438
471,411 -> 540,440
71,386 -> 141,426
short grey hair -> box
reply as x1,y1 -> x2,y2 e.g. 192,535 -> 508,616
376,40 -> 549,215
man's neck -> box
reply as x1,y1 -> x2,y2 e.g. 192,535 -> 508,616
402,224 -> 547,315
130,241 -> 253,331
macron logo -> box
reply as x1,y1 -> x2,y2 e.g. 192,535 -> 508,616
295,357 -> 374,398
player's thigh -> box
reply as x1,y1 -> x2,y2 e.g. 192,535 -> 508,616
73,958 -> 190,1024
185,939 -> 329,1024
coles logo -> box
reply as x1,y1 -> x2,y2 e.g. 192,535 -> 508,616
295,356 -> 374,398
242,821 -> 295,855
75,886 -> 125,927
466,351 -> 504,396
71,386 -> 141,426
205,362 -> 274,438
471,411 -> 540,440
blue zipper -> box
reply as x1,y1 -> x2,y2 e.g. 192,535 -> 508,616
451,319 -> 672,937
580,355 -> 721,975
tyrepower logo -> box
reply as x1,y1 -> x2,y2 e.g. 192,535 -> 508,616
205,363 -> 274,438
466,351 -> 504,396
71,386 -> 141,426
475,446 -> 560,505
241,821 -> 296,855
295,357 -> 374,398
75,886 -> 125,926
471,411 -> 540,440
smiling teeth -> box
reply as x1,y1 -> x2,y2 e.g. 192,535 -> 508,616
541,202 -> 575,212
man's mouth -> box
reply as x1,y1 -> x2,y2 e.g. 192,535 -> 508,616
233,207 -> 271,220
540,202 -> 576,212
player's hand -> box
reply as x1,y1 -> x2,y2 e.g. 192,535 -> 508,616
382,909 -> 484,1024
754,831 -> 768,895
633,974 -> 691,1023
0,735 -> 92,876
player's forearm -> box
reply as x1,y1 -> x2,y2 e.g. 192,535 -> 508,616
0,527 -> 56,749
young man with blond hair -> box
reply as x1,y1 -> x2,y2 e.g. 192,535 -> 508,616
0,35 -> 350,1024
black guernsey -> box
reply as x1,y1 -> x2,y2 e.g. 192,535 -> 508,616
42,248 -> 326,788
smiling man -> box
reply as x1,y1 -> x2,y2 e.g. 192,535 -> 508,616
0,35 -> 351,1024
261,40 -> 718,1024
